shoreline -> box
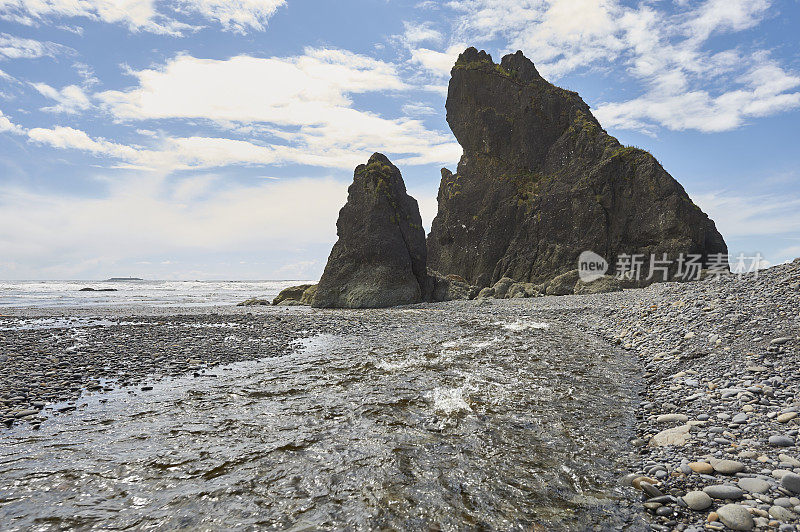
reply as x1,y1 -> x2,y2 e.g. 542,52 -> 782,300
1,262 -> 798,530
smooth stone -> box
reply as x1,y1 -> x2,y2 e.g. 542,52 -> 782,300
657,413 -> 689,423
683,490 -> 713,510
770,337 -> 792,345
651,425 -> 691,447
642,482 -> 664,499
655,506 -> 673,517
689,461 -> 715,474
704,484 -> 744,500
632,476 -> 658,490
774,497 -> 793,508
770,435 -> 795,447
781,472 -> 800,494
711,459 -> 746,474
648,495 -> 676,504
716,503 -> 755,530
620,473 -> 640,486
13,409 -> 39,418
778,412 -> 798,423
732,413 -> 749,424
738,477 -> 771,493
779,454 -> 800,467
769,505 -> 797,520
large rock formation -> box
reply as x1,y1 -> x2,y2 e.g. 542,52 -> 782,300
312,153 -> 429,308
427,48 -> 728,288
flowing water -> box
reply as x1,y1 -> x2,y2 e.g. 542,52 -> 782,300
0,310 -> 642,530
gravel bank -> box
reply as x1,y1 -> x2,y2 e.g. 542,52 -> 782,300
0,310 -> 363,428
583,258 -> 800,531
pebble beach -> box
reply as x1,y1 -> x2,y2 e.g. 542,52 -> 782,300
1,260 -> 798,530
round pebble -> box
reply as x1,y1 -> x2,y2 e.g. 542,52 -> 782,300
704,484 -> 744,500
716,503 -> 755,531
781,472 -> 800,495
689,461 -> 714,475
738,477 -> 771,494
683,491 -> 713,511
769,435 -> 795,447
711,459 -> 745,475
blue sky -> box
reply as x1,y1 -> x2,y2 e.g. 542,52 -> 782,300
0,0 -> 799,280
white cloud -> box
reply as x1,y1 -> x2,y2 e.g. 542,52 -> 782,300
94,48 -> 460,168
28,126 -> 139,159
0,0 -> 190,35
31,83 -> 93,114
5,46 -> 463,171
693,191 -> 800,237
24,124 -> 458,171
0,0 -> 285,34
99,49 -> 408,123
594,54 -> 800,133
449,0 -> 627,78
402,21 -> 443,45
0,33 -> 70,59
443,0 -> 799,133
402,101 -> 437,116
409,44 -> 466,78
0,108 -> 23,134
27,125 -> 280,170
686,0 -> 771,41
175,0 -> 286,33
0,172 -> 348,278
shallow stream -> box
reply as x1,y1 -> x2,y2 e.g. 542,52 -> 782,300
0,311 -> 641,530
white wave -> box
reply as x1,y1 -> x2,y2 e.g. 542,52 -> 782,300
375,357 -> 422,372
0,279 -> 316,308
494,320 -> 550,331
471,337 -> 501,349
427,386 -> 472,415
441,339 -> 463,349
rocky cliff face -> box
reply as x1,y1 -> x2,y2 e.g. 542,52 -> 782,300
427,48 -> 728,287
312,153 -> 429,308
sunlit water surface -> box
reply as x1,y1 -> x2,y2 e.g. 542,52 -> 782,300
0,280 -> 313,308
0,318 -> 640,530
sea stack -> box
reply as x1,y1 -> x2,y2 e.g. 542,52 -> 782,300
312,153 -> 428,308
427,48 -> 728,288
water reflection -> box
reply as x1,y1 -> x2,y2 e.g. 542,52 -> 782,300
0,322 -> 640,530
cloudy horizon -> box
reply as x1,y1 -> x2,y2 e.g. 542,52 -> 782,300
1,0 -> 799,280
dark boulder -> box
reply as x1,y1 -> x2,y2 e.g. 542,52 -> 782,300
573,276 -> 623,295
312,154 -> 429,308
237,298 -> 271,307
545,270 -> 581,296
79,288 -> 117,292
428,269 -> 479,301
273,284 -> 315,306
427,48 -> 728,288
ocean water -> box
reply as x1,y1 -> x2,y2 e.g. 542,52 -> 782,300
0,280 -> 316,308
